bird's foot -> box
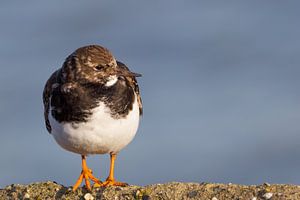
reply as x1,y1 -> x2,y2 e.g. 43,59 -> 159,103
98,178 -> 128,187
73,168 -> 102,191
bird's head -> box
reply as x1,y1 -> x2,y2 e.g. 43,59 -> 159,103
61,45 -> 141,86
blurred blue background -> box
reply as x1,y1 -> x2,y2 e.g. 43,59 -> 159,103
1,1 -> 300,188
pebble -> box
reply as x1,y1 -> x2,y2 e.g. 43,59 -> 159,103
263,183 -> 271,187
263,192 -> 273,199
6,185 -> 12,190
187,191 -> 197,198
251,197 -> 257,200
23,193 -> 30,199
212,197 -> 218,200
84,193 -> 94,200
115,187 -> 122,191
136,190 -> 143,198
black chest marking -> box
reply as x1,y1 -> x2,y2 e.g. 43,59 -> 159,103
50,78 -> 135,123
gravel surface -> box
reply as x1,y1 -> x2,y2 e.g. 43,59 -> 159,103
1,181 -> 300,200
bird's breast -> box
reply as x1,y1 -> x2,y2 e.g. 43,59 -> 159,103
49,95 -> 140,155
50,79 -> 136,123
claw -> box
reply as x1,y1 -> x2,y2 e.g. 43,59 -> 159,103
100,179 -> 128,187
72,155 -> 102,191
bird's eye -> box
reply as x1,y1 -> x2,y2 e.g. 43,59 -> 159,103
95,65 -> 104,71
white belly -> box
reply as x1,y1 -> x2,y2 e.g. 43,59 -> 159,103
49,97 -> 140,155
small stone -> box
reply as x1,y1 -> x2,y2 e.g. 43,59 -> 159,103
142,195 -> 151,200
251,197 -> 257,200
23,193 -> 30,199
136,190 -> 143,198
187,190 -> 198,198
263,183 -> 271,187
5,185 -> 12,191
11,192 -> 18,199
263,192 -> 273,199
212,197 -> 218,200
84,193 -> 94,200
65,187 -> 72,194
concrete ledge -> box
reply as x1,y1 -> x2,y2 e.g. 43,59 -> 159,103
1,181 -> 300,200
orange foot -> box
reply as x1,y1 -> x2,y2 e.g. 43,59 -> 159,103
95,153 -> 129,187
99,178 -> 128,187
73,155 -> 102,191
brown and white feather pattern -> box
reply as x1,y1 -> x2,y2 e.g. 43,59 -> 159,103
116,61 -> 143,115
43,70 -> 59,133
43,45 -> 142,136
43,45 -> 142,155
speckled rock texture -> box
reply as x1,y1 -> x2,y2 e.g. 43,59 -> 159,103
1,181 -> 300,200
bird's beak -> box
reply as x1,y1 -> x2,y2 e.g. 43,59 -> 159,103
115,69 -> 142,77
126,71 -> 142,77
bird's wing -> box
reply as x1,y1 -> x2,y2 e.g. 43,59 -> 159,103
42,69 -> 59,133
131,76 -> 143,116
116,61 -> 143,116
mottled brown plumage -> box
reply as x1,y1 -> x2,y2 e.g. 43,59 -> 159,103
43,45 -> 142,133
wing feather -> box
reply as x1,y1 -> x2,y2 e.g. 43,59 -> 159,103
116,61 -> 143,115
42,70 -> 59,133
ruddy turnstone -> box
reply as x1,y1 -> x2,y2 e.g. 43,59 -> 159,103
42,45 -> 142,191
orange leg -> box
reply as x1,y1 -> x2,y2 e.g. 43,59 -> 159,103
73,155 -> 102,191
99,153 -> 128,187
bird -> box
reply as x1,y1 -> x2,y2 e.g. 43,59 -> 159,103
42,45 -> 142,191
